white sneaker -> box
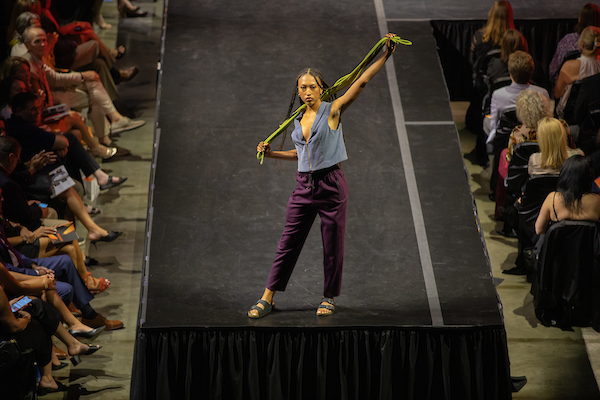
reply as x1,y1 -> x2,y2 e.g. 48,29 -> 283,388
111,117 -> 146,134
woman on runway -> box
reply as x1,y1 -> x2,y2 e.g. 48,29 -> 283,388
248,34 -> 396,318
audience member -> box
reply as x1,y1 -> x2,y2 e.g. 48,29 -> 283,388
485,51 -> 548,146
6,93 -> 125,243
555,26 -> 600,120
529,117 -> 576,177
21,26 -> 144,150
549,3 -> 600,89
465,0 -> 514,166
535,154 -> 600,234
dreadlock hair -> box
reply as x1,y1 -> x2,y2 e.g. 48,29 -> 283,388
278,68 -> 336,151
557,155 -> 594,213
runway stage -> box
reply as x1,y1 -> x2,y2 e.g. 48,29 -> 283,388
131,1 -> 581,399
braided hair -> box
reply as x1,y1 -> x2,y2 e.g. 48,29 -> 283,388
278,68 -> 336,151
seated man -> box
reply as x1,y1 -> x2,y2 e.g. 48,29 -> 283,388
5,96 -> 123,243
7,91 -> 126,191
21,26 -> 144,148
485,51 -> 549,147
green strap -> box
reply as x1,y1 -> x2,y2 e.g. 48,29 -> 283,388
257,35 -> 412,164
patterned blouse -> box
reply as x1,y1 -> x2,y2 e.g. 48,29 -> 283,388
549,33 -> 579,86
506,125 -> 537,163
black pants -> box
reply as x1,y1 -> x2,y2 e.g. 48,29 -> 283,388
0,299 -> 60,368
63,132 -> 100,183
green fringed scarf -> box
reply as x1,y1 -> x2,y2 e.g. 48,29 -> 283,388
257,35 -> 412,164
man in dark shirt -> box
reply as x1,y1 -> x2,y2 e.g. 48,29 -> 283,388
6,92 -> 126,190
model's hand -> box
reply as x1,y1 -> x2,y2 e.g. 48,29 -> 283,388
257,141 -> 271,156
385,33 -> 397,56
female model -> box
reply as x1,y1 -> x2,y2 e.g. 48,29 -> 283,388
248,34 -> 396,318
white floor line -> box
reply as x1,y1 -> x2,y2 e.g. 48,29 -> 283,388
373,0 -> 444,326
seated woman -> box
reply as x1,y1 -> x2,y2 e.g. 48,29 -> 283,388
555,26 -> 600,120
0,57 -> 118,159
535,155 -> 600,234
493,90 -> 550,220
0,77 -> 28,120
549,3 -> 600,89
485,28 -> 528,110
529,117 -> 580,177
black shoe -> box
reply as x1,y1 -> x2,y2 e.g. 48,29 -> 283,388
464,149 -> 489,167
68,326 -> 105,339
85,256 -> 99,266
496,228 -> 517,238
90,231 -> 123,247
52,361 -> 68,371
38,381 -> 68,395
502,266 -> 528,275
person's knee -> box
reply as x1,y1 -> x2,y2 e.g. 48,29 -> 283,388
54,282 -> 73,305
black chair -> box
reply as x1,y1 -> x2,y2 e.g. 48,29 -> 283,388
533,220 -> 600,332
505,141 -> 540,197
0,341 -> 37,399
514,175 -> 559,277
563,50 -> 581,64
578,108 -> 600,156
482,75 -> 512,116
489,107 -> 519,193
559,80 -> 583,126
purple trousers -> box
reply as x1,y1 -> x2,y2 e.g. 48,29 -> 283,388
267,165 -> 348,297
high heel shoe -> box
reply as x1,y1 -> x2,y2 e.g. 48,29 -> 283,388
91,145 -> 117,160
69,325 -> 105,339
84,272 -> 111,293
70,344 -> 102,366
90,231 -> 122,248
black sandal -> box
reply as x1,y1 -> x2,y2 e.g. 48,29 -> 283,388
316,297 -> 335,316
248,299 -> 273,319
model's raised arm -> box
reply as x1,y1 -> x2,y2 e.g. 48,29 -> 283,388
330,33 -> 396,121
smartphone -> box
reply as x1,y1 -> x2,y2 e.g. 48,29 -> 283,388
39,203 -> 48,208
11,296 -> 32,313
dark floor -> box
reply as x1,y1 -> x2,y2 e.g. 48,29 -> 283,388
142,0 -> 503,331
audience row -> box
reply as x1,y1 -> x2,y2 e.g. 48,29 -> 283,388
0,0 -> 149,395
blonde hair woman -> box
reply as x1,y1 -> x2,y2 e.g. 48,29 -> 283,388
528,117 -> 573,176
555,26 -> 600,117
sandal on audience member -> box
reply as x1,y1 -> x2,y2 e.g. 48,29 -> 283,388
316,297 -> 335,316
85,204 -> 101,215
84,272 -> 110,293
91,144 -> 117,160
99,176 -> 127,190
248,299 -> 273,319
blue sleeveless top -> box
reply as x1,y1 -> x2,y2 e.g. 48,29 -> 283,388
291,101 -> 348,172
